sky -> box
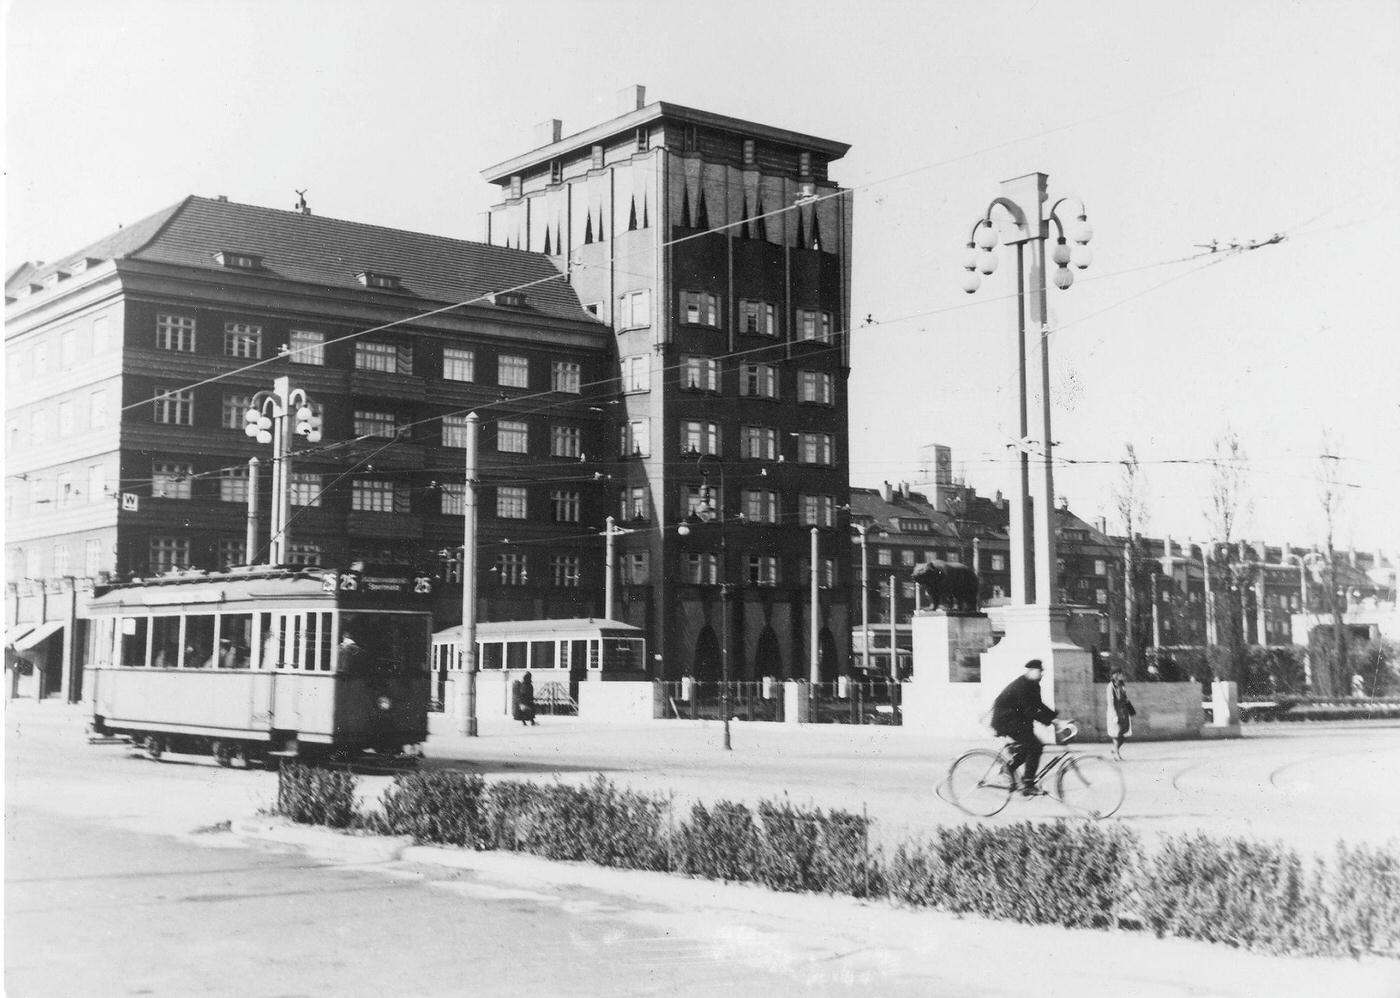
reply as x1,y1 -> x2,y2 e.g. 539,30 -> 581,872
5,0 -> 1398,556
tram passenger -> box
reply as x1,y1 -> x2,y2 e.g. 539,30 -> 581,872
338,631 -> 367,676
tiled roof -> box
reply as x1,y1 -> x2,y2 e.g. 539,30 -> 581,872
849,487 -> 960,539
9,196 -> 595,322
5,201 -> 183,295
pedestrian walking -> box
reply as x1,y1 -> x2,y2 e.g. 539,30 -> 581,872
1108,667 -> 1136,760
514,672 -> 538,726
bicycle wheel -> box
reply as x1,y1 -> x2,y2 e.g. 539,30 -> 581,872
1054,754 -> 1125,819
944,749 -> 1014,817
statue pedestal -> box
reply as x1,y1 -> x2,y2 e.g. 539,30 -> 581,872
901,611 -> 996,735
979,604 -> 1104,740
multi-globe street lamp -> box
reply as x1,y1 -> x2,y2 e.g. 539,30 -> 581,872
959,174 -> 1092,608
677,451 -> 734,751
243,375 -> 321,564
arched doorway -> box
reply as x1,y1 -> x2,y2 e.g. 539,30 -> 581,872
692,626 -> 721,681
754,627 -> 783,680
818,627 -> 839,683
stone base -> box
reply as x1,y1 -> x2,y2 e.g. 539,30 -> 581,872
902,611 -> 997,736
784,680 -> 811,724
577,681 -> 658,721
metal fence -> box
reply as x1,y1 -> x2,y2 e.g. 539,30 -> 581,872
655,679 -> 902,725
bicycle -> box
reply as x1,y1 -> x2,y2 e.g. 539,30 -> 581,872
939,720 -> 1125,819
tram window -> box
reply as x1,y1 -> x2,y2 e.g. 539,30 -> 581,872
120,617 -> 149,667
588,640 -> 601,670
505,641 -> 527,670
603,637 -> 640,672
151,616 -> 181,668
570,640 -> 588,671
219,614 -> 253,669
530,641 -> 556,669
259,612 -> 283,669
286,614 -> 304,670
480,642 -> 503,670
185,614 -> 216,668
338,612 -> 428,674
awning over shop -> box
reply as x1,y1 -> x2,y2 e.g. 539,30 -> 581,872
5,625 -> 35,649
12,621 -> 63,651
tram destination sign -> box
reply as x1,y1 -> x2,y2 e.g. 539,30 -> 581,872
321,566 -> 433,598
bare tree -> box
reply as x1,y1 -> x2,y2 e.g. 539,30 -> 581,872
1112,443 -> 1151,676
1204,429 -> 1253,682
1313,433 -> 1349,696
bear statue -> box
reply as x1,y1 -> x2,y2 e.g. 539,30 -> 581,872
911,559 -> 981,613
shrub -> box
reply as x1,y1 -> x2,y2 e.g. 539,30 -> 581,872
884,839 -> 945,907
374,770 -> 490,848
811,808 -> 883,899
676,800 -> 762,883
276,762 -> 359,829
1315,842 -> 1400,958
1136,834 -> 1319,953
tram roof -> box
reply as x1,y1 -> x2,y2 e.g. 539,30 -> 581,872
434,619 -> 642,641
85,565 -> 433,611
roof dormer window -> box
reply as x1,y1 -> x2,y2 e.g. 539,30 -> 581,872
43,272 -> 67,288
215,250 -> 262,270
357,270 -> 402,291
493,291 -> 527,308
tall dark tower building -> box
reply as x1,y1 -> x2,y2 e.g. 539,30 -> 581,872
483,85 -> 853,682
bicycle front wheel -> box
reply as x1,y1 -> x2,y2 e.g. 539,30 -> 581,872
1055,754 -> 1125,819
944,749 -> 1014,817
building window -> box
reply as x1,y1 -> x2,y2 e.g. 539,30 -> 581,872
498,354 -> 530,388
497,420 -> 528,454
617,289 -> 651,329
741,425 -> 777,461
740,364 -> 778,399
796,309 -> 833,343
156,314 -> 196,352
56,472 -> 74,507
443,347 -> 475,382
60,329 -> 77,369
621,354 -> 649,392
682,355 -> 719,392
550,425 -> 581,458
289,329 -> 325,365
739,300 -> 776,336
798,432 -> 834,465
87,464 -> 106,503
153,387 -> 194,425
801,494 -> 835,527
551,556 -> 581,588
591,145 -> 605,169
877,548 -> 892,566
351,479 -> 395,513
223,393 -> 254,430
684,553 -> 719,585
1096,589 -> 1109,606
635,127 -> 650,152
1094,559 -> 1107,576
285,543 -> 322,566
58,401 -> 74,437
438,549 -> 463,584
551,361 -> 581,394
551,490 -> 581,523
743,489 -> 779,524
901,550 -> 916,567
496,486 -> 527,519
355,409 -> 398,438
34,341 -> 49,375
29,410 -> 49,445
355,341 -> 398,373
357,270 -> 402,290
947,551 -> 962,564
149,537 -> 191,574
92,316 -> 109,354
620,419 -> 649,457
991,554 -> 1006,572
220,466 -> 249,503
621,486 -> 649,521
819,558 -> 836,588
153,462 -> 193,500
289,472 -> 322,508
747,555 -> 779,587
680,290 -> 720,327
85,539 -> 103,576
495,553 -> 527,586
442,414 -> 472,448
621,552 -> 650,585
440,483 -> 465,515
224,322 -> 262,359
681,421 -> 719,456
82,390 -> 104,431
799,370 -> 833,404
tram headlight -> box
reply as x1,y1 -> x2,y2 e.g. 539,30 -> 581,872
376,696 -> 393,712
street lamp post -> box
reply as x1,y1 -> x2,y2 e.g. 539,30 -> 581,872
852,524 -> 872,673
603,516 -> 635,620
243,375 -> 322,564
458,412 -> 480,737
961,174 -> 1092,607
678,452 -> 732,751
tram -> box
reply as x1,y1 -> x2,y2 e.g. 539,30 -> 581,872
83,564 -> 433,765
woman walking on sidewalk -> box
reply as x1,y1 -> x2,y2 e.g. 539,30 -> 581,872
1108,668 -> 1135,760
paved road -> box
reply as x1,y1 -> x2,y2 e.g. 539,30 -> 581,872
6,702 -> 1400,997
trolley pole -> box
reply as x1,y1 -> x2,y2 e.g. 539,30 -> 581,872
245,457 -> 260,563
457,412 -> 480,737
605,516 -> 617,620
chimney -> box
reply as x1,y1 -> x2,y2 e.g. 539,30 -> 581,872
882,481 -> 893,503
1349,547 -> 1357,566
534,119 -> 563,147
1095,516 -> 1107,534
215,194 -> 229,202
900,481 -> 910,499
994,490 -> 1005,510
617,84 -> 647,114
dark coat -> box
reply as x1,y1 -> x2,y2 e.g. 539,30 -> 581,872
991,675 -> 1057,736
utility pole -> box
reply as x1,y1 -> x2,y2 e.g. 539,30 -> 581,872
809,527 -> 820,683
458,412 -> 479,737
244,457 -> 260,564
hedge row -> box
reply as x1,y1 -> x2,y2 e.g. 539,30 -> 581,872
274,766 -> 1399,959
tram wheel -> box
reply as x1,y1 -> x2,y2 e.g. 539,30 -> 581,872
145,736 -> 165,761
212,740 -> 234,768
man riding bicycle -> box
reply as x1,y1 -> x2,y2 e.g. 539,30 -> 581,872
990,659 -> 1058,796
